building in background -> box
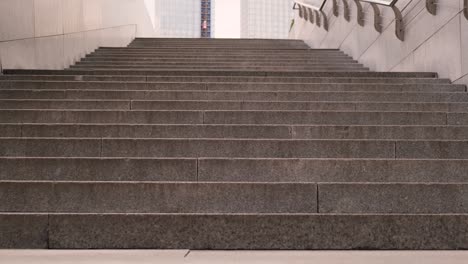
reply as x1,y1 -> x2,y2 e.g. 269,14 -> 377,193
155,0 -> 215,38
201,0 -> 213,38
240,0 -> 294,39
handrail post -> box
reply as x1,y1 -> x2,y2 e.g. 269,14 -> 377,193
464,0 -> 468,20
333,0 -> 339,16
354,0 -> 365,26
426,0 -> 436,15
370,3 -> 382,33
307,8 -> 315,24
342,0 -> 351,21
392,5 -> 404,41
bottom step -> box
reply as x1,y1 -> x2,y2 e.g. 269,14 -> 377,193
2,213 -> 467,249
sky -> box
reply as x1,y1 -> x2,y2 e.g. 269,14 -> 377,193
214,0 -> 241,38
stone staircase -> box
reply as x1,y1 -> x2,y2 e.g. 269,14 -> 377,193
0,38 -> 467,249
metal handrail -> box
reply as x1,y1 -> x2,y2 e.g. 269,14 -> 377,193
294,0 -> 467,41
293,0 -> 330,30
293,0 -> 403,40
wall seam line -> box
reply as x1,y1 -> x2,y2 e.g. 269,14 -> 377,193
387,12 -> 462,74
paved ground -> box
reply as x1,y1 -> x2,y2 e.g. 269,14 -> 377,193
1,250 -> 468,264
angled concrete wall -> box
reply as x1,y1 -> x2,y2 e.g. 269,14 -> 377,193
290,0 -> 468,86
0,0 -> 158,70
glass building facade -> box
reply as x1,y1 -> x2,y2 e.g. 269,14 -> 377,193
240,0 -> 294,39
155,0 -> 215,38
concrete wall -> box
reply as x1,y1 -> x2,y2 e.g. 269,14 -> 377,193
0,0 -> 158,70
290,0 -> 468,85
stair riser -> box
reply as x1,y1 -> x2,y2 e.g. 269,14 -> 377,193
0,158 -> 196,181
3,70 -> 437,78
1,138 -> 467,159
2,83 -> 461,92
3,124 -> 468,140
2,182 -> 466,214
1,100 -> 468,112
92,49 -> 337,53
69,66 -> 368,71
2,214 -> 467,249
81,58 -> 357,63
1,90 -> 464,102
0,76 -> 451,85
74,62 -> 364,67
2,158 -> 468,182
0,139 -> 395,158
0,182 -> 317,213
86,55 -> 353,60
0,110 -> 450,125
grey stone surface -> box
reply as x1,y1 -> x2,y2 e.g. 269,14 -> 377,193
5,89 -> 460,103
0,158 -> 196,181
319,183 -> 468,213
1,37 -> 468,250
131,100 -> 357,111
0,124 -> 22,137
291,125 -> 468,140
148,76 -> 451,84
0,214 -> 48,249
47,214 -> 468,249
9,124 -> 468,139
0,138 -> 101,157
0,110 -> 448,125
396,141 -> 468,159
0,82 -> 462,93
197,158 -> 468,182
0,110 -> 204,124
0,182 -> 317,213
19,124 -> 293,139
101,139 -> 395,158
2,69 -> 438,78
204,111 -> 447,125
0,99 -> 130,110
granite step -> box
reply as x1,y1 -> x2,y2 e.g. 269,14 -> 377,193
1,157 -> 468,182
68,65 -> 369,71
3,124 -> 468,140
0,76 -> 451,84
1,37 -> 467,251
74,61 -> 364,67
2,69 -> 438,77
0,181 -> 318,213
1,90 -> 464,102
0,110 -> 452,125
1,181 -> 466,214
0,137 -> 467,159
81,57 -> 358,63
1,213 -> 467,249
2,99 -> 468,112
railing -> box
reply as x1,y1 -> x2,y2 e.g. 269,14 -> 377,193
294,0 -> 468,42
